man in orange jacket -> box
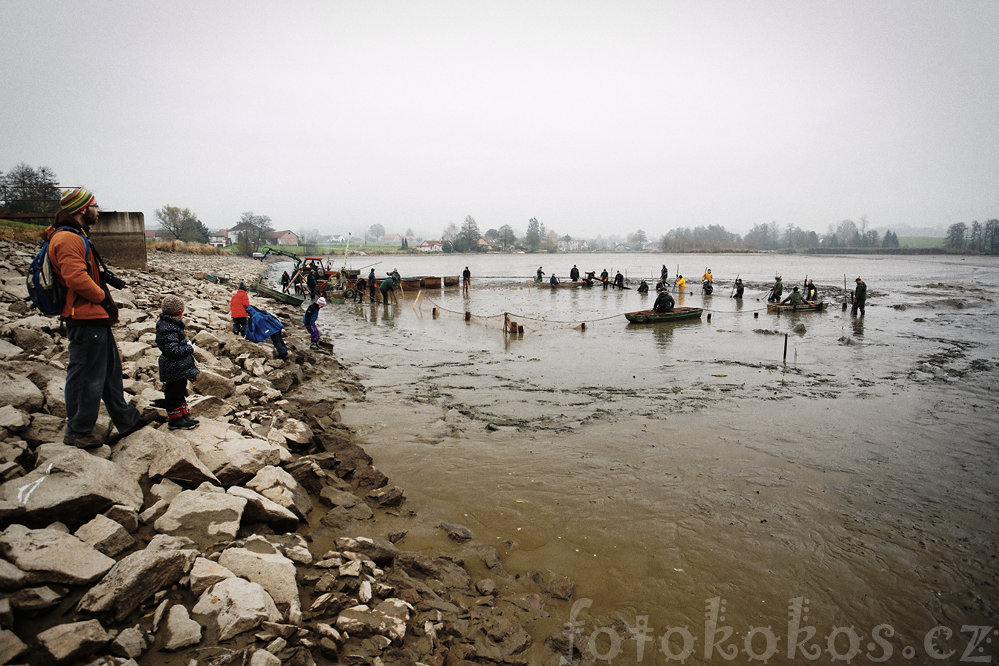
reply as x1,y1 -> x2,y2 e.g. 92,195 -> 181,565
48,188 -> 146,448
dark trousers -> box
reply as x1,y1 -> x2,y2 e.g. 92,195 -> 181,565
271,331 -> 288,358
232,317 -> 247,335
163,379 -> 188,411
369,282 -> 377,302
65,325 -> 139,437
852,300 -> 866,315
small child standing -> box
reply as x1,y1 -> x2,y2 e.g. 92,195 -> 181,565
303,296 -> 326,348
156,295 -> 200,430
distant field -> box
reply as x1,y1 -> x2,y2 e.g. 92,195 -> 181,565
898,236 -> 946,249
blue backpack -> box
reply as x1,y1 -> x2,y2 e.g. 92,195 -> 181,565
25,227 -> 91,316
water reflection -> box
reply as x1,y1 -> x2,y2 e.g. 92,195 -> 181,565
852,316 -> 865,337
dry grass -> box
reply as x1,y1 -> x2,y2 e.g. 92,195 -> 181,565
147,239 -> 232,255
0,219 -> 47,243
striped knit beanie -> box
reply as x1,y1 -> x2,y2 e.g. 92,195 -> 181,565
161,295 -> 184,316
60,188 -> 96,214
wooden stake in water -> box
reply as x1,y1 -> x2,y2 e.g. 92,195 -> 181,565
783,333 -> 788,362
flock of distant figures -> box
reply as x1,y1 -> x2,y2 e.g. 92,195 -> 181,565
536,264 -> 868,316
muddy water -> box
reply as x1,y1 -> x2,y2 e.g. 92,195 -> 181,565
294,253 -> 998,664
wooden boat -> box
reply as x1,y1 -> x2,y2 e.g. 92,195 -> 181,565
539,280 -> 588,288
624,307 -> 703,323
421,276 -> 442,288
443,276 -> 460,287
399,277 -> 423,290
252,283 -> 304,306
766,300 -> 826,313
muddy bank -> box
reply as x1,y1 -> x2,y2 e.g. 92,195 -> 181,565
0,245 -> 578,665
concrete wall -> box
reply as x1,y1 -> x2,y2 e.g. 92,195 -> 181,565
89,211 -> 147,269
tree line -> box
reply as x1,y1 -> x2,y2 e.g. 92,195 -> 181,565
944,220 -> 999,253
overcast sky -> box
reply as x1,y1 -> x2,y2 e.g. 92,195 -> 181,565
2,1 -> 997,238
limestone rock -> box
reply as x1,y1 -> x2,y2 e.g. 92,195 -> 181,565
246,465 -> 313,519
0,525 -> 114,585
333,536 -> 399,566
20,413 -> 66,447
108,625 -> 147,659
277,418 -> 312,446
190,437 -> 285,486
36,619 -> 110,663
153,489 -> 247,547
0,374 -> 43,411
218,543 -> 301,624
192,577 -> 281,641
0,628 -> 27,663
148,439 -> 220,486
439,521 -> 474,543
8,585 -> 65,612
112,427 -> 183,482
0,448 -> 143,526
226,485 -> 298,530
189,556 -> 236,597
530,569 -> 575,600
195,369 -> 236,399
74,514 -> 135,557
160,604 -> 202,651
334,598 -> 412,644
0,558 -> 27,592
0,405 -> 29,431
77,547 -> 197,623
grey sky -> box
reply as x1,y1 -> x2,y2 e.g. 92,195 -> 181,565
2,1 -> 997,239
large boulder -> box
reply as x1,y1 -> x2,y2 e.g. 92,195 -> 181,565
218,541 -> 301,624
77,547 -> 197,623
0,448 -> 143,527
153,489 -> 247,547
192,577 -> 281,641
0,525 -> 114,585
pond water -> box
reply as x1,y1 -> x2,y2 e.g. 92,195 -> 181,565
280,252 -> 999,664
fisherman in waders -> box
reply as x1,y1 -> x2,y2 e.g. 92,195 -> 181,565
805,279 -> 817,301
653,290 -> 675,313
768,276 -> 783,302
733,278 -> 745,299
852,277 -> 867,315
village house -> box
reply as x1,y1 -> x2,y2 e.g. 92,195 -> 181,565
417,240 -> 443,252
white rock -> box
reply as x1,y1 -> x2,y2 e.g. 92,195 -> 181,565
246,465 -> 313,519
218,545 -> 301,625
189,557 -> 236,597
153,490 -> 247,547
160,604 -> 202,651
192,577 -> 281,641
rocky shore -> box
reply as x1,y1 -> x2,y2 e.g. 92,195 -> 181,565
0,244 -> 577,666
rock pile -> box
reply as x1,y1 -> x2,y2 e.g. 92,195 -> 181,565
0,243 -> 577,665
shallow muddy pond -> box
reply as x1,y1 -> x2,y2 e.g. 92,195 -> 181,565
290,252 -> 998,664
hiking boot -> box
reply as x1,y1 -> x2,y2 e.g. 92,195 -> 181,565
168,415 -> 199,430
64,434 -> 104,449
115,412 -> 156,441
